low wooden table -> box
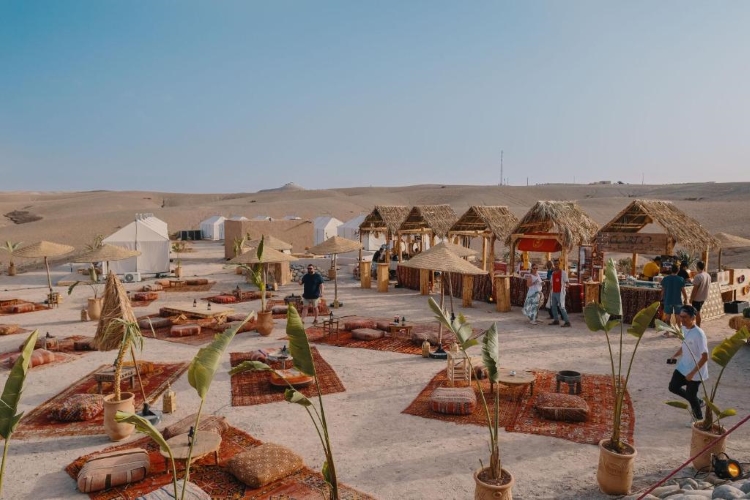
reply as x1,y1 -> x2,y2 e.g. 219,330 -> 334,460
322,316 -> 340,342
169,280 -> 185,288
496,368 -> 536,400
160,430 -> 222,471
388,322 -> 414,340
93,366 -> 137,394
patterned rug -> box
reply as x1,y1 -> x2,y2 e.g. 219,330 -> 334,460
0,325 -> 31,336
139,315 -> 252,347
0,335 -> 92,371
402,369 -> 526,428
307,326 -> 422,355
14,361 -> 189,439
129,298 -> 157,308
65,425 -> 375,499
268,299 -> 331,319
161,282 -> 216,293
506,369 -> 635,446
229,347 -> 345,407
0,299 -> 51,316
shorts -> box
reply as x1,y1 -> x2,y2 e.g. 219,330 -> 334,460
664,303 -> 683,314
303,298 -> 320,307
691,301 -> 705,312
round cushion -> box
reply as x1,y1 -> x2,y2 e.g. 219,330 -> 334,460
351,328 -> 385,340
534,392 -> 589,422
211,295 -> 237,304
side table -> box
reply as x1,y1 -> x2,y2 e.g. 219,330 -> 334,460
94,366 -> 137,394
495,368 -> 536,400
322,316 -> 340,342
160,430 -> 222,472
388,323 -> 414,340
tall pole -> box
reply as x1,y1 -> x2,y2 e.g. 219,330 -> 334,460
500,150 -> 503,186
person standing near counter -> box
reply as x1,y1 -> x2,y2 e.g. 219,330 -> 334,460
523,264 -> 543,325
662,264 -> 688,333
549,260 -> 571,327
643,256 -> 662,281
690,260 -> 710,327
667,305 -> 708,420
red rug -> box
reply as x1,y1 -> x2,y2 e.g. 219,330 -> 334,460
65,425 -> 375,499
204,291 -> 276,304
139,315 -> 255,347
268,299 -> 330,319
161,282 -> 216,293
506,370 -> 636,446
0,335 -> 92,370
229,347 -> 345,407
0,299 -> 51,316
307,326 -> 422,355
14,362 -> 189,439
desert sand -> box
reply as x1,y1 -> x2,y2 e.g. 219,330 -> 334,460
0,184 -> 749,499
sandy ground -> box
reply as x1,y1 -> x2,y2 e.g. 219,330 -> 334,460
0,240 -> 749,500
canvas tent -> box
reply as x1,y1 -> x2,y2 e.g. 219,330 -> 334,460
102,215 -> 170,275
338,215 -> 385,251
200,215 -> 226,241
314,216 -> 343,245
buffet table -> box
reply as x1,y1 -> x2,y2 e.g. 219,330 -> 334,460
509,277 -> 584,313
619,281 -> 723,326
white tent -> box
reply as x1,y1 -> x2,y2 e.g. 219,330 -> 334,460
228,215 -> 248,221
103,215 -> 170,276
200,215 -> 226,241
338,214 -> 385,251
313,216 -> 343,245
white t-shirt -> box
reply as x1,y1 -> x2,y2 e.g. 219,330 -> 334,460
527,273 -> 543,294
691,271 -> 711,302
676,325 -> 709,381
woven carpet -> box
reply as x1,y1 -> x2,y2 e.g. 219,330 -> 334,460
0,299 -> 51,316
162,282 -> 216,293
0,335 -> 92,370
139,315 -> 252,347
506,369 -> 635,446
129,298 -> 157,308
14,361 -> 189,439
268,299 -> 330,319
229,347 -> 345,407
65,425 -> 374,499
307,326 -> 422,355
402,369 -> 526,427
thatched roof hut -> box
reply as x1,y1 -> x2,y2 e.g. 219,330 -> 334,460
448,206 -> 519,272
399,205 -> 458,238
359,206 -> 411,236
506,201 -> 599,272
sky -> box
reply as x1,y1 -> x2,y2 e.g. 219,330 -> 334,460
1,1 -> 749,192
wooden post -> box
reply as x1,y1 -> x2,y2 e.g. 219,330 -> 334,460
358,231 -> 363,263
631,253 -> 638,277
360,260 -> 372,289
495,275 -> 511,312
385,230 -> 391,262
419,268 -> 430,295
701,250 -> 709,270
396,231 -> 402,262
377,263 -> 389,292
560,246 -> 568,271
545,252 -> 552,263
509,238 -> 517,275
462,275 -> 474,307
481,236 -> 487,271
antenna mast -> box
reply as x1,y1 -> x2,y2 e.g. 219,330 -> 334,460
500,150 -> 504,186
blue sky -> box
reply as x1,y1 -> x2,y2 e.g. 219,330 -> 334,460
1,1 -> 748,192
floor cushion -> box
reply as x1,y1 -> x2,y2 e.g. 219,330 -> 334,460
10,303 -> 35,314
49,394 -> 104,422
411,327 -> 457,346
139,317 -> 172,330
169,324 -> 201,337
429,387 -> 477,415
211,295 -> 237,304
186,278 -> 209,286
227,313 -> 251,323
0,324 -> 20,335
162,414 -> 229,440
132,291 -> 158,301
351,328 -> 385,340
271,305 -> 288,315
142,283 -> 164,292
375,319 -> 395,331
136,480 -> 210,500
222,321 -> 255,333
227,443 -> 304,488
77,448 -> 150,493
5,348 -> 57,368
534,392 -> 589,422
343,317 -> 376,331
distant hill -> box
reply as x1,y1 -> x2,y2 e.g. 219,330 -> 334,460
258,182 -> 305,193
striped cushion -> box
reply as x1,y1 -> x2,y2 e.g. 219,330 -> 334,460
351,328 -> 385,340
429,387 -> 477,415
169,324 -> 201,337
77,448 -> 150,493
375,320 -> 394,331
142,283 -> 164,292
49,394 -> 103,422
534,393 -> 589,422
227,443 -> 304,488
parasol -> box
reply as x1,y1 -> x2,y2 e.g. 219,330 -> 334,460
402,245 -> 487,357
73,244 -> 142,279
714,232 -> 750,270
229,246 -> 298,265
14,241 -> 74,297
428,241 -> 479,258
245,235 -> 293,252
306,236 -> 363,308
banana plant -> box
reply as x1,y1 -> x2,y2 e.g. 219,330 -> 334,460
237,237 -> 267,311
229,305 -> 338,499
0,330 -> 38,496
101,318 -> 145,402
0,241 -> 22,276
583,258 -> 660,454
116,313 -> 255,500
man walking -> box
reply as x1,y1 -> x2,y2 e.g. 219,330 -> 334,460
667,305 -> 708,420
548,260 -> 571,327
299,264 -> 324,325
690,261 -> 710,326
661,264 -> 688,333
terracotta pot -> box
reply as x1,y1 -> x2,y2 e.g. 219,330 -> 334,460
87,297 -> 103,320
175,266 -> 183,278
236,266 -> 244,275
103,392 -> 135,441
256,311 -> 274,336
597,439 -> 636,495
473,467 -> 514,500
691,423 -> 727,471
8,262 -> 16,277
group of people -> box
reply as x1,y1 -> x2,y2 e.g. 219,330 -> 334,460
522,259 -> 571,327
656,258 -> 711,332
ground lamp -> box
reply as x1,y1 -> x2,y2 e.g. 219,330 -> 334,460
306,236 -> 363,309
712,453 -> 742,479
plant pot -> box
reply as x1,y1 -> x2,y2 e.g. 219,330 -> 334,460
236,266 -> 244,275
103,392 -> 135,441
87,297 -> 103,320
691,422 -> 727,471
8,262 -> 16,276
175,266 -> 183,278
597,439 -> 636,495
256,311 -> 274,336
473,467 -> 514,500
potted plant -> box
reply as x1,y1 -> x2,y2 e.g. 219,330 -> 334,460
583,258 -> 660,495
0,241 -> 22,277
241,237 -> 273,336
230,306 -> 339,499
171,242 -> 189,278
232,236 -> 246,274
67,268 -> 105,320
426,297 -> 510,499
659,322 -> 750,470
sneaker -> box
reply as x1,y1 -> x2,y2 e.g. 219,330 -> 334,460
529,320 -> 539,325
549,320 -> 560,325
561,322 -> 571,328
312,319 -> 319,326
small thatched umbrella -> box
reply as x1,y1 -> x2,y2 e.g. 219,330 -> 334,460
429,241 -> 479,259
306,236 -> 363,308
14,241 -> 74,296
714,232 -> 750,270
73,244 -> 142,280
245,235 -> 293,253
402,245 -> 487,356
229,245 -> 298,265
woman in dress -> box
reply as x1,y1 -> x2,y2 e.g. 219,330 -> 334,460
523,264 -> 543,324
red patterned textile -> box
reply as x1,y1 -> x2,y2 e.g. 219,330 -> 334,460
429,387 -> 477,415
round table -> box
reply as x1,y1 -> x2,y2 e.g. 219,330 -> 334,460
160,430 -> 222,471
495,368 -> 536,400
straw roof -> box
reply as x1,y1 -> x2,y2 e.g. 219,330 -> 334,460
73,244 -> 141,263
430,241 -> 478,258
598,200 -> 719,254
15,240 -> 74,259
399,205 -> 458,238
245,235 -> 292,251
94,272 -> 138,351
229,245 -> 298,264
714,232 -> 750,250
359,206 -> 411,235
449,206 -> 519,240
401,245 -> 487,275
307,235 -> 362,255
506,201 -> 599,250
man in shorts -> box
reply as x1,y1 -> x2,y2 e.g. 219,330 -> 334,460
690,261 -> 711,326
661,264 -> 688,333
299,265 -> 324,324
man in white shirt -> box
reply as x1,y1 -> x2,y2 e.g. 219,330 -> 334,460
689,260 -> 711,326
667,305 -> 709,420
